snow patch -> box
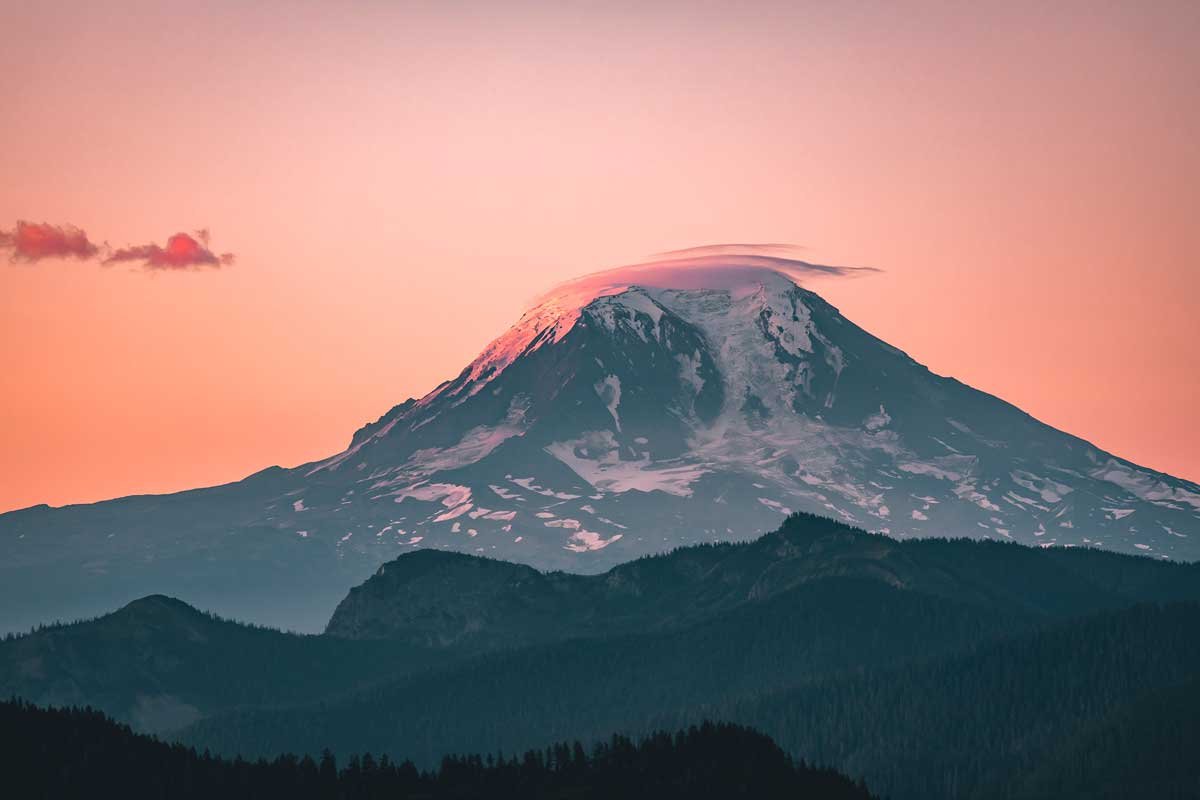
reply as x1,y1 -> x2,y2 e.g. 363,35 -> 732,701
1011,470 -> 1072,504
594,375 -> 622,432
547,431 -> 707,497
676,351 -> 706,395
433,502 -> 474,522
564,529 -> 624,552
864,405 -> 891,431
898,462 -> 963,481
392,482 -> 472,508
510,476 -> 581,500
1090,459 -> 1200,511
489,484 -> 522,500
757,497 -> 792,515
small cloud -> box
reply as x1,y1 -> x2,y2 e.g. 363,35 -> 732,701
1,221 -> 235,271
104,230 -> 235,270
0,220 -> 101,262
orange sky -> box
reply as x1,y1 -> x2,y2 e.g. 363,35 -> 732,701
2,0 -> 1198,514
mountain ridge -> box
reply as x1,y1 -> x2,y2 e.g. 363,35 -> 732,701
323,511 -> 1200,645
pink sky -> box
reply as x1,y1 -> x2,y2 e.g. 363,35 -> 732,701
1,0 -> 1198,513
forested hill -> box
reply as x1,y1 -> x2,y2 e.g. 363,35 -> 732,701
673,602 -> 1200,800
0,594 -> 461,733
179,600 -> 1200,800
325,510 -> 1200,647
0,700 -> 873,800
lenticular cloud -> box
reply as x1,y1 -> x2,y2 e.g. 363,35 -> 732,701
531,244 -> 879,310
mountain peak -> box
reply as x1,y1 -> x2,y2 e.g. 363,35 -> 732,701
120,594 -> 199,615
110,596 -> 215,630
428,255 -> 814,408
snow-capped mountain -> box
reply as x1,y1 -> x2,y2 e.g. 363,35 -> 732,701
3,254 -> 1197,633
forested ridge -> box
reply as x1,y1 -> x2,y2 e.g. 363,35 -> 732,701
178,577 -> 1030,763
0,595 -> 466,732
0,700 -> 873,800
175,600 -> 1200,800
677,602 -> 1200,800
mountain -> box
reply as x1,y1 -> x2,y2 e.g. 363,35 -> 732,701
0,595 -> 457,733
3,253 -> 1198,633
2,702 -> 876,800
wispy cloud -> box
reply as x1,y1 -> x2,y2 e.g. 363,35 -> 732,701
533,243 -> 881,310
0,221 -> 101,262
1,221 -> 234,271
646,243 -> 879,280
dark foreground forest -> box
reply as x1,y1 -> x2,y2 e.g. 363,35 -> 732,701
1,699 -> 873,800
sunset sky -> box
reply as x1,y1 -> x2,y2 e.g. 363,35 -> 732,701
2,0 -> 1198,514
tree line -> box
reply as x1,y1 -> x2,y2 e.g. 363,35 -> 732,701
2,699 -> 874,799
